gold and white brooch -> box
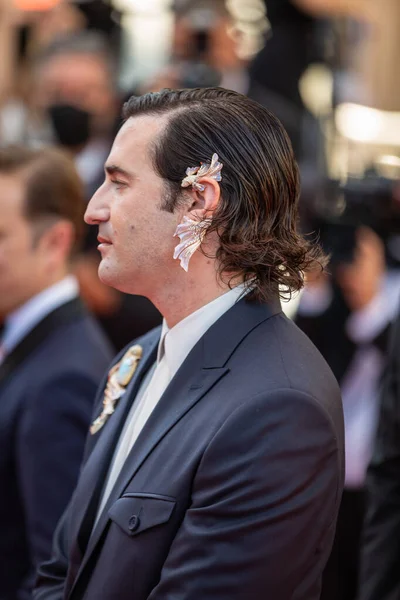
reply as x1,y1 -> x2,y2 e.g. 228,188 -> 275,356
90,344 -> 143,435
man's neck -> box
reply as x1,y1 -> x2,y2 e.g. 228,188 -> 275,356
149,267 -> 243,329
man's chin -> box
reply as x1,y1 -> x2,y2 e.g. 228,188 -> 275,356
98,263 -> 128,295
98,262 -> 115,287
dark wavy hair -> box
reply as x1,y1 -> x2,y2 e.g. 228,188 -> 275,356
123,87 -> 326,302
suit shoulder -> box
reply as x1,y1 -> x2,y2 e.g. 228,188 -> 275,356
41,315 -> 112,360
12,315 -> 111,388
267,312 -> 340,388
239,312 -> 343,432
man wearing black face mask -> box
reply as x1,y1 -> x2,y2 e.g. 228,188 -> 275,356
47,103 -> 93,150
34,32 -> 118,196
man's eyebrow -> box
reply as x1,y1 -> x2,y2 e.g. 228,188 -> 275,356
104,164 -> 133,180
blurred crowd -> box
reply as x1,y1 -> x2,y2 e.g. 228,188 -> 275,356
0,0 -> 400,599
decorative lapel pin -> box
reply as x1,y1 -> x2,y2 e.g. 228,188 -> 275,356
90,344 -> 143,435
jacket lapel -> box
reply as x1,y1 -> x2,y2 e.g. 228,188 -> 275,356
70,296 -> 282,595
83,346 -> 229,560
69,333 -> 160,561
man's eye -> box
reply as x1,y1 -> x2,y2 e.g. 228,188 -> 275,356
111,180 -> 126,188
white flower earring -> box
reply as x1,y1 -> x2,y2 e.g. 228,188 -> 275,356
173,153 -> 223,272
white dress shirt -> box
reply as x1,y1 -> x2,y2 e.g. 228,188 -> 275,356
96,284 -> 248,520
0,275 -> 79,363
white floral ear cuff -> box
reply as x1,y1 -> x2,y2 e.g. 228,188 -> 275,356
174,153 -> 222,272
181,153 -> 223,192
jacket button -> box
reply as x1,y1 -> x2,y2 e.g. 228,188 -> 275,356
128,515 -> 140,532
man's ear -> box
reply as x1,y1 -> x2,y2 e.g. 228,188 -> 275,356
185,177 -> 221,221
38,220 -> 75,266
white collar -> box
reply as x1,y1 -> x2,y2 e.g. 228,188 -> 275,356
158,284 -> 248,376
2,275 -> 79,354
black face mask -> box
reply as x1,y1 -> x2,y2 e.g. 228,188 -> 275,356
47,103 -> 92,149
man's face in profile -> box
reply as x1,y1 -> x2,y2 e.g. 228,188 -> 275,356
85,115 -> 185,298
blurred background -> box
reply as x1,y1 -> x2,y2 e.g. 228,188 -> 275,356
0,1 -> 400,598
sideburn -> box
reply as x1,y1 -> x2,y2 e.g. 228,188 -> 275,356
159,181 -> 185,213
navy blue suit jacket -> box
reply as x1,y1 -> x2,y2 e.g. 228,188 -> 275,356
35,296 -> 344,600
0,297 -> 112,600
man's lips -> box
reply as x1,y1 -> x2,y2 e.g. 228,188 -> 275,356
97,236 -> 112,252
97,235 -> 112,245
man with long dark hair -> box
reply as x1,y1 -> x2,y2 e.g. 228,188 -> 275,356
35,87 -> 344,600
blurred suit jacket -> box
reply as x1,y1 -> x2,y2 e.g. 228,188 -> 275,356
35,296 -> 344,600
0,297 -> 112,600
359,306 -> 400,600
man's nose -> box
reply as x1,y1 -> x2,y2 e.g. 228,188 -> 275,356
84,186 -> 110,225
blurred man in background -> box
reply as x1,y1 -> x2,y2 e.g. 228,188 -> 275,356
359,304 -> 400,599
0,145 -> 112,599
32,32 -> 119,195
296,223 -> 400,600
360,194 -> 400,599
